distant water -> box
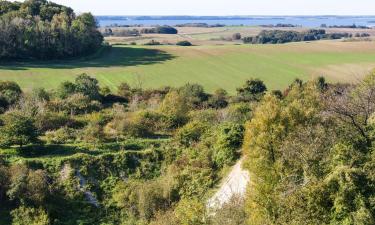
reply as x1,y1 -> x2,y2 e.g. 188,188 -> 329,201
96,16 -> 375,27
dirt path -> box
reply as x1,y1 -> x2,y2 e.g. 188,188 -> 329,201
207,159 -> 250,209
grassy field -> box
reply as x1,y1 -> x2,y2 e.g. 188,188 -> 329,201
1,39 -> 375,93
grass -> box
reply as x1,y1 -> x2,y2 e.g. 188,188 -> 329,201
0,138 -> 169,164
1,40 -> 375,93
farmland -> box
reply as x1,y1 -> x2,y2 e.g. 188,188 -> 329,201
2,38 -> 375,93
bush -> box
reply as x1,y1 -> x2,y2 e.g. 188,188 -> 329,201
232,33 -> 242,40
175,121 -> 208,146
144,40 -> 161,46
45,127 -> 77,144
155,26 -> 178,34
176,41 -> 192,46
213,123 -> 244,167
11,206 -> 50,225
236,79 -> 267,102
0,111 -> 38,148
120,111 -> 162,138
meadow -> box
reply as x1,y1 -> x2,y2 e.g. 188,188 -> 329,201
1,37 -> 375,93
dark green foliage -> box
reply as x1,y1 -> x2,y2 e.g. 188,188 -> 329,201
236,78 -> 267,101
57,73 -> 101,101
176,40 -> 192,46
0,0 -> 103,60
232,33 -> 242,40
74,74 -> 101,101
0,81 -> 22,112
178,83 -> 209,108
144,40 -> 162,46
243,29 -> 352,44
140,26 -> 178,34
208,88 -> 228,109
213,123 -> 244,168
155,26 -> 178,34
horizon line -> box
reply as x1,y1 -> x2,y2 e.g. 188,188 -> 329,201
93,14 -> 375,17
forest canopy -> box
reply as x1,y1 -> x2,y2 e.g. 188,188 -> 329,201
0,0 -> 103,60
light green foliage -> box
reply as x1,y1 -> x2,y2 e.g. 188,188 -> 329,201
74,73 -> 101,101
0,111 -> 38,148
159,90 -> 190,127
174,198 -> 207,225
7,164 -> 49,205
4,43 -> 375,93
243,75 -> 375,225
11,206 -> 50,225
175,121 -> 209,146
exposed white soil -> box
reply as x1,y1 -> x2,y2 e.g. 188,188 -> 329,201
207,159 -> 250,209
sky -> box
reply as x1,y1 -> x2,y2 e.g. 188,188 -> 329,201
48,0 -> 375,16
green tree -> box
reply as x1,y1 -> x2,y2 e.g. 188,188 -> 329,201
236,79 -> 267,102
0,81 -> 22,111
74,73 -> 101,101
0,111 -> 38,148
213,123 -> 244,168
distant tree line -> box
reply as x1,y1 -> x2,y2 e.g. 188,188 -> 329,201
260,23 -> 300,28
321,23 -> 370,29
355,32 -> 371,37
175,23 -> 225,28
140,26 -> 178,34
243,29 -> 352,44
101,28 -> 140,37
0,0 -> 103,60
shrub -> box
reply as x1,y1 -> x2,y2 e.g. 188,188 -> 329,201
175,121 -> 208,146
176,41 -> 192,46
213,123 -> 244,168
11,206 -> 50,225
45,127 -> 76,144
0,111 -> 38,148
144,40 -> 161,46
155,26 -> 178,34
232,33 -> 242,40
236,78 -> 267,102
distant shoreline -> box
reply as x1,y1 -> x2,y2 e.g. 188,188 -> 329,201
96,15 -> 375,27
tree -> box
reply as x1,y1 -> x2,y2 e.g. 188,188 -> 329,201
213,123 -> 244,168
208,88 -> 228,109
7,164 -> 49,205
232,33 -> 242,40
159,91 -> 190,128
0,111 -> 38,148
74,73 -> 101,101
155,26 -> 178,34
236,79 -> 267,102
57,81 -> 76,99
0,81 -> 22,111
117,82 -> 133,101
0,0 -> 102,60
176,40 -> 192,46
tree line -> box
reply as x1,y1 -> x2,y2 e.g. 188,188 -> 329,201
0,0 -> 103,60
243,29 -> 352,44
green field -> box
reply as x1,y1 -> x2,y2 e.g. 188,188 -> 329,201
2,40 -> 375,93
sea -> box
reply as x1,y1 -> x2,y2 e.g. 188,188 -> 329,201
96,16 -> 375,28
